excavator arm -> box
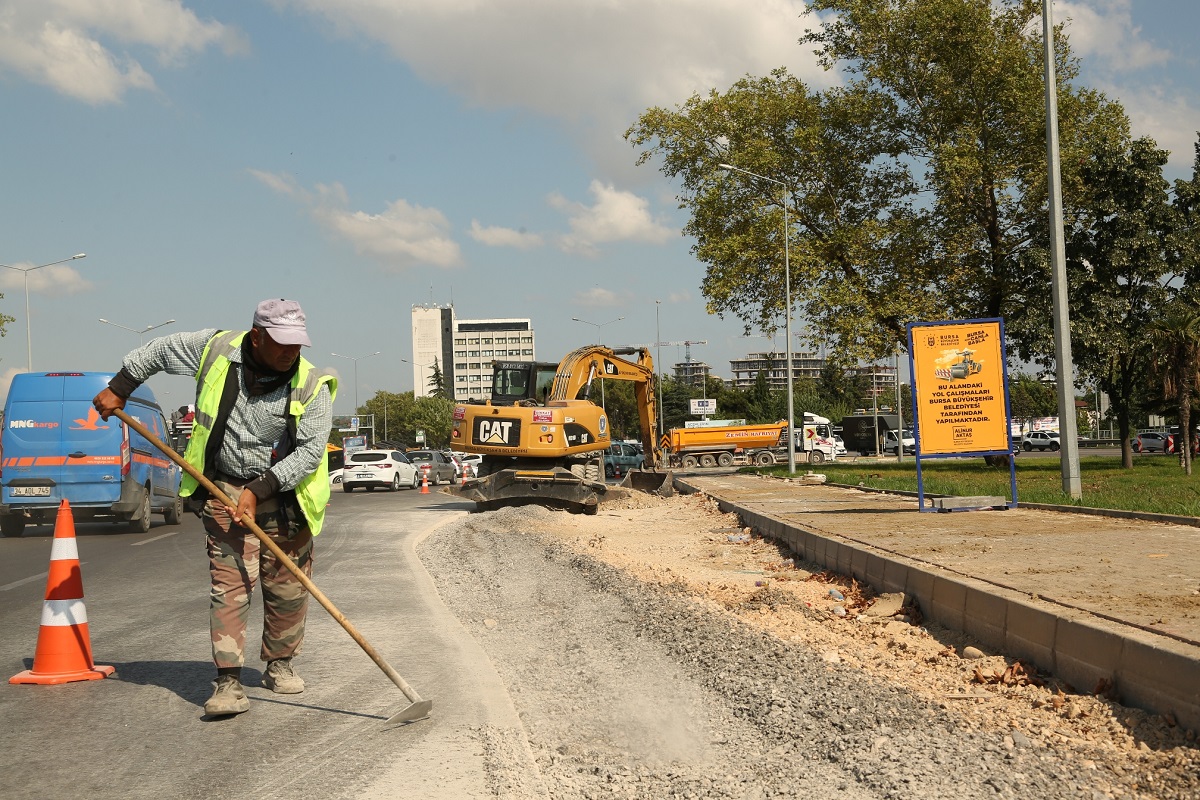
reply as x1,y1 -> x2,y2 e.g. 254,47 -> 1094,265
548,345 -> 660,468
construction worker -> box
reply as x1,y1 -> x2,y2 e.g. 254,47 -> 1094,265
93,299 -> 336,717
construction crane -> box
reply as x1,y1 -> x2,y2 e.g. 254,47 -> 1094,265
656,340 -> 708,363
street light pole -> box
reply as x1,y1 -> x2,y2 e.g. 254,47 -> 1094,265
98,318 -> 176,346
0,253 -> 87,372
570,316 -> 625,410
1042,0 -> 1082,499
719,163 -> 795,474
331,351 -> 381,412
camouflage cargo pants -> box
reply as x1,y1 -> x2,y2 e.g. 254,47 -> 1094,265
204,480 -> 314,669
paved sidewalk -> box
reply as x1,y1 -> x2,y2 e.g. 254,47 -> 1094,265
678,472 -> 1200,729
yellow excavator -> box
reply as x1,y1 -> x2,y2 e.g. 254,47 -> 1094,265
446,345 -> 672,512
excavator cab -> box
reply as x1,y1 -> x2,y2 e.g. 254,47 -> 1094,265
490,361 -> 559,405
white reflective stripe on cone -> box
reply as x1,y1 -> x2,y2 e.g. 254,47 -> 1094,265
50,538 -> 80,562
40,599 -> 88,627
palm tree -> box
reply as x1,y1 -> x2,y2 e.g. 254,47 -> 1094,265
1147,303 -> 1200,475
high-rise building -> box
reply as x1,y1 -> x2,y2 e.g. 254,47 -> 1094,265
410,304 -> 535,400
726,351 -> 825,390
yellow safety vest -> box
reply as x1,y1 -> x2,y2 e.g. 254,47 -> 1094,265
181,330 -> 338,535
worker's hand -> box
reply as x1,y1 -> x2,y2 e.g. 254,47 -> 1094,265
228,489 -> 258,527
92,388 -> 126,421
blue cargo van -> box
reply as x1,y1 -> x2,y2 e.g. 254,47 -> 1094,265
0,372 -> 183,537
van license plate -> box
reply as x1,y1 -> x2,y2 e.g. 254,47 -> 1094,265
11,487 -> 51,497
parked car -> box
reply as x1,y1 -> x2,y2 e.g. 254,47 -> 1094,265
443,451 -> 467,480
882,429 -> 916,455
407,449 -> 456,485
0,372 -> 183,536
342,449 -> 418,492
1132,431 -> 1168,453
457,452 -> 482,477
1021,430 -> 1061,452
604,442 -> 645,477
833,435 -> 848,457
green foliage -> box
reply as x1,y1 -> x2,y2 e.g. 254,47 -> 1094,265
626,0 -> 1128,369
0,294 -> 13,337
411,395 -> 455,449
427,358 -> 448,399
1147,301 -> 1200,474
1007,373 -> 1057,421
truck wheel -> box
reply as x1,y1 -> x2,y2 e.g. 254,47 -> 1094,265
0,515 -> 26,538
699,454 -> 717,468
717,452 -> 734,467
130,490 -> 152,533
810,451 -> 826,464
164,495 -> 183,525
681,455 -> 698,469
754,451 -> 775,467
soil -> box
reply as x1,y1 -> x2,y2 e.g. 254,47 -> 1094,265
418,484 -> 1200,799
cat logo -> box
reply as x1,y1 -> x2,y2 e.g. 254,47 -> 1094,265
474,418 -> 520,447
604,359 -> 619,375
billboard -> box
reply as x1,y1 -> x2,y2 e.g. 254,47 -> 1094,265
909,319 -> 1010,455
689,398 -> 718,415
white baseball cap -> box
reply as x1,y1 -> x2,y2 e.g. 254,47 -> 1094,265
252,298 -> 311,347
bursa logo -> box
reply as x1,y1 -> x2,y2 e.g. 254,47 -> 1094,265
8,420 -> 58,429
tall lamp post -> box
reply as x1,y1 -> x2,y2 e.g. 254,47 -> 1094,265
99,318 -> 176,345
719,163 -> 795,474
0,253 -> 87,372
571,316 -> 625,410
331,351 -> 381,412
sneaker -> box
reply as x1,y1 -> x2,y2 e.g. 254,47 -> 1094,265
262,657 -> 305,694
204,675 -> 250,716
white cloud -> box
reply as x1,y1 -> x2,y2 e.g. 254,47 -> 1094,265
1058,1 -> 1169,71
573,287 -> 630,307
468,221 -> 544,250
253,169 -> 462,268
0,265 -> 92,295
1057,1 -> 1198,172
0,0 -> 245,104
270,0 -> 825,175
549,181 -> 673,256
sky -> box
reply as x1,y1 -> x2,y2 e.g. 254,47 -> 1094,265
2,0 -> 1198,414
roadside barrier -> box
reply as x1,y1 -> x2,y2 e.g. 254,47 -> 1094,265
10,500 -> 115,685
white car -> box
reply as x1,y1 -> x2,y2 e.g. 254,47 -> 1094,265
1021,431 -> 1061,452
342,449 -> 420,492
833,435 -> 848,456
457,452 -> 482,477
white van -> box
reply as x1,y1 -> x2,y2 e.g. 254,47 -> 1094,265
882,429 -> 916,456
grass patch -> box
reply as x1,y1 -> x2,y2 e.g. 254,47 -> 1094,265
750,456 -> 1200,517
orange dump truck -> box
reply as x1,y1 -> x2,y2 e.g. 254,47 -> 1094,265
666,416 -> 836,468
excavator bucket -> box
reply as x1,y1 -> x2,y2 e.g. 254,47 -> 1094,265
619,469 -> 674,497
446,467 -> 607,514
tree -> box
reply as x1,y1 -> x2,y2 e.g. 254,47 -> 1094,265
1064,134 -> 1173,466
1007,373 -> 1057,424
427,358 -> 448,399
1147,302 -> 1200,475
0,295 -> 13,338
626,0 -> 1128,368
411,395 -> 455,448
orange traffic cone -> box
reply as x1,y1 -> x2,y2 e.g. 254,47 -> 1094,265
420,472 -> 430,494
460,468 -> 468,487
10,500 -> 114,685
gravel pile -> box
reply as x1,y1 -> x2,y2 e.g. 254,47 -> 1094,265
419,504 -> 1191,799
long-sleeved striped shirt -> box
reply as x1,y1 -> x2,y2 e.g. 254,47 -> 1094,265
120,328 -> 333,492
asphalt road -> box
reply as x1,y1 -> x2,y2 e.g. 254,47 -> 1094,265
0,485 -> 519,800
